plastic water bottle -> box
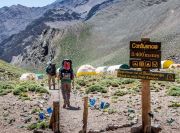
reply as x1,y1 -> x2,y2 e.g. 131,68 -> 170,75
47,107 -> 53,114
89,98 -> 96,107
39,112 -> 45,120
100,101 -> 105,110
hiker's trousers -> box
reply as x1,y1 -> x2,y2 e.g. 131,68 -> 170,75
48,74 -> 56,89
61,82 -> 71,104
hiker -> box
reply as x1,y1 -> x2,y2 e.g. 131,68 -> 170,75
46,61 -> 56,90
58,59 -> 74,108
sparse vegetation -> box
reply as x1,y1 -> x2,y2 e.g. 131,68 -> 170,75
0,81 -> 15,96
168,101 -> 180,108
86,84 -> 107,94
27,120 -> 49,130
0,80 -> 48,97
0,59 -> 27,80
113,89 -> 128,96
167,86 -> 180,96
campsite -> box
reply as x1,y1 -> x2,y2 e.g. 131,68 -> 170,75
0,58 -> 180,133
0,0 -> 180,133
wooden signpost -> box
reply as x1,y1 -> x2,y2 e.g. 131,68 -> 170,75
50,101 -> 60,133
117,38 -> 175,133
82,96 -> 88,133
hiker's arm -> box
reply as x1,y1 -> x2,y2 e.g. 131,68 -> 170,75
72,79 -> 75,89
72,73 -> 75,89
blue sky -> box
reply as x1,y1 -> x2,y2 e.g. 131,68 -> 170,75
0,0 -> 57,8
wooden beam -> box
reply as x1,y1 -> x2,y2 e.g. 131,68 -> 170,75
52,101 -> 60,133
82,96 -> 88,133
141,79 -> 151,133
141,38 -> 150,42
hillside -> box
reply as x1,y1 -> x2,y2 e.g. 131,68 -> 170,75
84,0 -> 180,66
0,59 -> 26,80
0,0 -> 180,70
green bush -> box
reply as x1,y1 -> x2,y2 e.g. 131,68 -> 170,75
27,121 -> 48,130
27,123 -> 37,130
100,79 -> 111,87
168,86 -> 180,96
114,90 -> 127,96
76,79 -> 86,86
37,121 -> 48,129
86,84 -> 107,94
0,82 -> 14,96
13,81 -> 48,96
168,101 -> 180,108
13,88 -> 21,95
110,80 -> 119,87
121,79 -> 136,84
15,85 -> 28,92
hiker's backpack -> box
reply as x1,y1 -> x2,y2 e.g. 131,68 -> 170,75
46,64 -> 56,75
59,59 -> 74,80
62,59 -> 72,70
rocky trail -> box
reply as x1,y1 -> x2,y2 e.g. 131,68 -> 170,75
49,85 -> 180,133
0,83 -> 179,133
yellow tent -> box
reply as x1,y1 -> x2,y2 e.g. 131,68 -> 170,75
161,60 -> 174,69
77,65 -> 96,77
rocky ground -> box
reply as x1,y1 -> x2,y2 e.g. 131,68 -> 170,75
59,88 -> 180,133
0,81 -> 179,133
0,92 -> 53,133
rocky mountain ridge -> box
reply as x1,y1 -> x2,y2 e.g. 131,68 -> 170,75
0,0 -> 180,70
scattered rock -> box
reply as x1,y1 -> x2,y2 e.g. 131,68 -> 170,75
3,111 -> 9,117
128,108 -> 135,113
166,118 -> 175,125
24,116 -> 32,123
39,104 -> 44,108
17,125 -> 25,128
3,106 -> 8,110
23,107 -> 28,112
8,118 -> 15,124
88,129 -> 102,133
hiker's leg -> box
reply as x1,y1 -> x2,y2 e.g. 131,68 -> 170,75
66,83 -> 71,107
48,75 -> 51,90
52,76 -> 55,90
61,82 -> 66,108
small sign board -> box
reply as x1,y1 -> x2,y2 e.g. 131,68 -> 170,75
130,41 -> 161,51
130,59 -> 161,69
130,50 -> 161,59
117,69 -> 175,82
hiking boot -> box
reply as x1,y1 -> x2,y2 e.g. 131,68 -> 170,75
67,101 -> 70,107
63,104 -> 66,108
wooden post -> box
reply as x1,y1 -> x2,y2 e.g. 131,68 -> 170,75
141,38 -> 151,133
53,101 -> 60,133
141,79 -> 151,133
82,96 -> 88,133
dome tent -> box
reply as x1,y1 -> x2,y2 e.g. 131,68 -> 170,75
95,66 -> 109,74
77,65 -> 96,77
161,60 -> 174,69
20,73 -> 38,81
107,64 -> 129,75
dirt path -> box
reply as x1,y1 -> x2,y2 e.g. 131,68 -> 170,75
48,85 -> 180,133
48,85 -> 133,133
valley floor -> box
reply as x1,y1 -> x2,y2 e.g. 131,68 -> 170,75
0,85 -> 179,133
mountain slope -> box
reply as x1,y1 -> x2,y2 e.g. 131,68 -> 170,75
0,0 -> 180,70
83,0 -> 180,66
0,4 -> 46,43
0,59 -> 26,80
